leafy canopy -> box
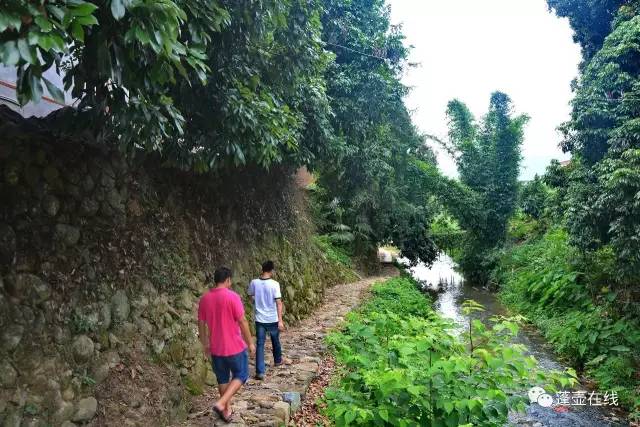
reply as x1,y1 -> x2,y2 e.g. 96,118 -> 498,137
0,0 -> 332,172
546,0 -> 626,61
556,6 -> 640,278
314,0 -> 439,266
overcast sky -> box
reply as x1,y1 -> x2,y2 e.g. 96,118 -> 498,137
388,0 -> 582,180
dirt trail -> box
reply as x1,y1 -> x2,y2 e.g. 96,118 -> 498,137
181,267 -> 398,426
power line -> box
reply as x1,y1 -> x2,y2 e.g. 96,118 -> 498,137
573,96 -> 640,103
324,42 -> 388,61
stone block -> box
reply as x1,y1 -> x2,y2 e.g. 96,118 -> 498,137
282,392 -> 301,413
272,401 -> 290,425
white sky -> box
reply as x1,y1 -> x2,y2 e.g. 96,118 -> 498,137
388,0 -> 582,180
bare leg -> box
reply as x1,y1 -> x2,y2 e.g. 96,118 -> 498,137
215,383 -> 232,416
217,383 -> 229,398
216,383 -> 229,409
214,379 -> 242,417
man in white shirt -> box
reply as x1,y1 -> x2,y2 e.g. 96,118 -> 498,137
247,260 -> 285,380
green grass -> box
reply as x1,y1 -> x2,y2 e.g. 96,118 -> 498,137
183,375 -> 203,396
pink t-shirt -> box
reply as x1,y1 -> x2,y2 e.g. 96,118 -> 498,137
198,288 -> 247,356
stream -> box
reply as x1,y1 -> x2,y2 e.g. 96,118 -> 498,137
404,255 -> 628,427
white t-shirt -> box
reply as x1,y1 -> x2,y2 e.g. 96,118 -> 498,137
247,278 -> 282,323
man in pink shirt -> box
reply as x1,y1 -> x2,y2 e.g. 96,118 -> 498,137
198,267 -> 255,423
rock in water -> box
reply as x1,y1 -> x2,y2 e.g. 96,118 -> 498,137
72,397 -> 97,422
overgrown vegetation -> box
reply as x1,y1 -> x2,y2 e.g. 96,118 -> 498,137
313,235 -> 353,268
3,0 -> 640,420
551,0 -> 640,281
495,227 -> 640,416
0,0 -> 331,171
324,276 -> 576,426
485,1 -> 640,417
429,213 -> 464,257
312,0 -> 441,266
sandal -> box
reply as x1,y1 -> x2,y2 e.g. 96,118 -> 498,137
213,406 -> 234,423
274,356 -> 292,366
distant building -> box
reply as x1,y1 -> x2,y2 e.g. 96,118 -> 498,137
0,67 -> 68,117
560,160 -> 571,168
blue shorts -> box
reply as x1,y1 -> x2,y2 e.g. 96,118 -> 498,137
211,349 -> 249,385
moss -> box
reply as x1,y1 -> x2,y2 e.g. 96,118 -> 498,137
167,341 -> 184,363
97,331 -> 110,350
183,375 -> 203,396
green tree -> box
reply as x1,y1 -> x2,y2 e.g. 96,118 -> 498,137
444,92 -> 528,284
171,0 -> 334,171
546,0 -> 626,61
0,0 -> 332,172
1,0 -> 222,150
541,159 -> 572,220
557,7 -> 640,278
519,175 -> 550,220
315,0 -> 439,266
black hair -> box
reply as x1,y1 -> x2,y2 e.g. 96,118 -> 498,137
214,266 -> 233,284
261,260 -> 275,273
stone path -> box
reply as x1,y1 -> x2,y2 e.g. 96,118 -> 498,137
181,268 -> 397,426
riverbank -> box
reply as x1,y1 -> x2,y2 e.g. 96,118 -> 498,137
494,228 -> 640,423
408,255 -> 631,426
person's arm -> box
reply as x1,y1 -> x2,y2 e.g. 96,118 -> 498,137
247,280 -> 254,297
276,299 -> 285,331
233,294 -> 255,356
274,282 -> 285,331
239,317 -> 255,356
197,299 -> 209,360
198,320 -> 209,360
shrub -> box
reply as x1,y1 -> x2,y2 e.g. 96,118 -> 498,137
314,235 -> 353,268
324,277 -> 575,426
497,228 -> 640,412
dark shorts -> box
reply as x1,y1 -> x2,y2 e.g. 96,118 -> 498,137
211,349 -> 249,385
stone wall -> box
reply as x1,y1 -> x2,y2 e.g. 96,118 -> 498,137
0,107 -> 355,426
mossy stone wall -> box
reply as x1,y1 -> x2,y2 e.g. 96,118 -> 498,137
0,109 -> 354,426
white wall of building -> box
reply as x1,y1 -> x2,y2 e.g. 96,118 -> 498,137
0,66 -> 69,117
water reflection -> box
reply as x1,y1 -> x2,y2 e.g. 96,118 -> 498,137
402,255 -> 466,326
